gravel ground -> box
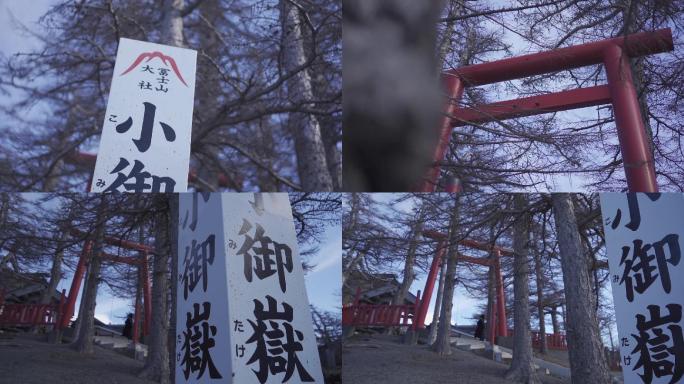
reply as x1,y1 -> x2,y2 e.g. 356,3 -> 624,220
342,334 -> 569,384
0,334 -> 156,384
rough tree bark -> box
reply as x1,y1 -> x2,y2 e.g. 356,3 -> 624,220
158,3 -> 183,378
40,229 -> 68,341
40,230 -> 68,305
432,195 -> 460,355
139,196 -> 171,383
485,257 -> 495,343
390,212 -> 423,339
194,0 -> 223,192
427,258 -> 447,345
552,194 -> 611,384
71,262 -> 90,342
391,218 -> 423,307
551,306 -> 560,335
281,0 -> 333,191
532,233 -> 547,354
168,194 -> 179,383
342,245 -> 368,286
505,194 -> 540,383
72,195 -> 107,354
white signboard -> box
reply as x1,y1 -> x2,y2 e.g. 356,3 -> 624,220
176,193 -> 232,382
91,38 -> 197,192
176,193 -> 324,383
600,193 -> 684,384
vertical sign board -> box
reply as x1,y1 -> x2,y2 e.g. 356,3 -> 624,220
600,193 -> 684,384
177,193 -> 324,383
91,38 -> 196,193
176,193 -> 232,383
223,193 -> 323,384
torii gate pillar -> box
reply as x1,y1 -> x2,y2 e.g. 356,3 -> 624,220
415,240 -> 447,329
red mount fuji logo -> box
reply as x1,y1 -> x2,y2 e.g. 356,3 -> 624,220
120,51 -> 188,86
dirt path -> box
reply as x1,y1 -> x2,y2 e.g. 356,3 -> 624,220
0,335 -> 157,384
343,334 -> 569,384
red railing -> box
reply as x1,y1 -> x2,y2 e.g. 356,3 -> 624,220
342,288 -> 421,328
0,289 -> 66,328
508,328 -> 568,350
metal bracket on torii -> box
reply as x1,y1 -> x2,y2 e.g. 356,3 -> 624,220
420,28 -> 674,193
420,230 -> 512,344
60,228 -> 154,344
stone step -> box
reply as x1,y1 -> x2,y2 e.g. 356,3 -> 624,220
93,335 -> 148,360
452,336 -> 571,380
450,336 -> 486,351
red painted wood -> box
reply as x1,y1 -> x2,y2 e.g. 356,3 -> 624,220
448,29 -> 672,86
603,44 -> 658,192
451,86 -> 612,127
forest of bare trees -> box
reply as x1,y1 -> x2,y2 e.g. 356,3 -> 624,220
342,192 -> 618,383
0,192 -> 341,383
344,0 -> 684,192
0,0 -> 341,192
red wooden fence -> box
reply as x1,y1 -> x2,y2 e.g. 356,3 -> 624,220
342,288 -> 421,328
508,328 -> 568,350
0,289 -> 66,328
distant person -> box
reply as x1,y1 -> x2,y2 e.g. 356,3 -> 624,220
122,313 -> 133,339
474,314 -> 485,341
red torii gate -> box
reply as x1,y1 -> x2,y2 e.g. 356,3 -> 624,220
420,230 -> 510,344
61,228 -> 154,344
343,229 -> 512,345
421,28 -> 674,193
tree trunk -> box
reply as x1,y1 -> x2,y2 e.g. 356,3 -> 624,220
321,118 -> 342,191
39,230 -> 68,340
134,258 -> 143,342
427,258 -> 447,345
391,218 -> 423,307
532,234 -> 547,354
71,262 -> 89,342
72,195 -> 108,354
280,0 -> 333,191
437,0 -> 461,68
551,194 -> 611,384
42,118 -> 72,191
391,215 -> 423,338
342,246 -> 368,287
550,306 -> 559,334
485,261 -> 496,342
168,193 -> 179,383
505,194 -> 540,383
157,1 -> 183,376
139,197 -> 171,383
432,195 -> 460,355
40,231 -> 68,305
309,63 -> 342,191
194,0 -> 224,192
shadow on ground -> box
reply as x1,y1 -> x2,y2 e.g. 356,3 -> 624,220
343,334 -> 569,384
0,334 -> 156,384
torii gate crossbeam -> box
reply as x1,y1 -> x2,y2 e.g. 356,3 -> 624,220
421,28 -> 674,193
